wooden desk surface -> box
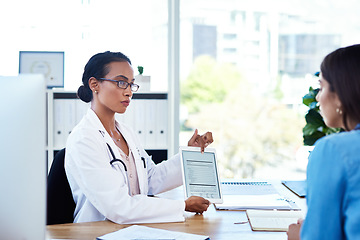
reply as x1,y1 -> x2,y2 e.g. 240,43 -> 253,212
47,180 -> 306,240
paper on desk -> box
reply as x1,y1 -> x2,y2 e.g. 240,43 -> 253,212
97,225 -> 209,240
215,194 -> 291,210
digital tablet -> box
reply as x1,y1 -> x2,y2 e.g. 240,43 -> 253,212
179,146 -> 223,203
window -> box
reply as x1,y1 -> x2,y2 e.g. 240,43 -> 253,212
223,33 -> 237,40
179,0 -> 360,179
2,0 -> 359,180
223,48 -> 237,53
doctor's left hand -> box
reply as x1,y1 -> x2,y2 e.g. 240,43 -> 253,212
188,129 -> 213,153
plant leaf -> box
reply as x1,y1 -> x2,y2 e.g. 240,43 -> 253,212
305,109 -> 325,127
302,88 -> 319,106
303,123 -> 318,136
303,95 -> 315,107
309,101 -> 318,110
303,131 -> 325,146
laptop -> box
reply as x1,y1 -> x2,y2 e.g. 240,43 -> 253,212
214,181 -> 300,210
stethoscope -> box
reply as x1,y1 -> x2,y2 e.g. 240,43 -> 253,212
106,143 -> 127,171
106,143 -> 146,171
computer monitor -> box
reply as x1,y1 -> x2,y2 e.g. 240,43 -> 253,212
0,74 -> 46,240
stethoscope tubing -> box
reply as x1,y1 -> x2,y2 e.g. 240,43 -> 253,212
106,143 -> 147,171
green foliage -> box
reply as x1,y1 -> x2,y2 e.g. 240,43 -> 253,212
186,82 -> 304,178
182,56 -> 305,178
137,66 -> 144,75
302,87 -> 342,145
180,55 -> 242,113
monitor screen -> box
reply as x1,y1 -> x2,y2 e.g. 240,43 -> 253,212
0,74 -> 46,240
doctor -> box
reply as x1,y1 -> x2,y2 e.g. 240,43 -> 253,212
65,51 -> 213,224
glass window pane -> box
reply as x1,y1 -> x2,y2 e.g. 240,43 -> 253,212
180,0 -> 360,179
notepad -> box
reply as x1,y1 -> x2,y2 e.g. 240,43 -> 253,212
246,209 -> 304,232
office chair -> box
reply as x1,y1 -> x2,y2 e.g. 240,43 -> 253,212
47,148 -> 76,225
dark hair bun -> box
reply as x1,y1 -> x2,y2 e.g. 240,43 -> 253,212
77,85 -> 93,103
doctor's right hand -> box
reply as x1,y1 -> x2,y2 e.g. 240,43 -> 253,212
188,129 -> 214,153
185,196 -> 210,214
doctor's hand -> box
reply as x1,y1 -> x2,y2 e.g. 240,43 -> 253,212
185,196 -> 211,214
287,218 -> 303,240
188,129 -> 213,153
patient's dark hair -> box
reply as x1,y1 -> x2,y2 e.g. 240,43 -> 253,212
320,44 -> 360,130
77,51 -> 131,103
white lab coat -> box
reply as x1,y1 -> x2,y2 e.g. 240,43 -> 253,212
65,108 -> 185,224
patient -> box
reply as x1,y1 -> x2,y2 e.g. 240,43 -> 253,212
287,44 -> 360,240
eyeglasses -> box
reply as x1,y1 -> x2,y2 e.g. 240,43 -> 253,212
99,78 -> 140,92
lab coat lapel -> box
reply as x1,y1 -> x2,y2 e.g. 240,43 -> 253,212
116,122 -> 148,195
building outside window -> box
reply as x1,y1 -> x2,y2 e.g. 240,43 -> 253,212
179,0 -> 360,179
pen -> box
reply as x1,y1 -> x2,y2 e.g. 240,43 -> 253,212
234,221 -> 248,224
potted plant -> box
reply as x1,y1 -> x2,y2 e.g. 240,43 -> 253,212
302,73 -> 342,146
135,66 -> 150,92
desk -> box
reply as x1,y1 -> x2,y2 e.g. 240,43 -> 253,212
47,180 -> 306,240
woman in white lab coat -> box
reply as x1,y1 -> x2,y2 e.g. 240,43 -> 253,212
65,51 -> 213,224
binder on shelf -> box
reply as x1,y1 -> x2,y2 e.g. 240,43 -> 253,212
156,99 -> 168,149
115,95 -> 167,151
123,99 -> 135,126
75,100 -> 89,124
145,100 -> 157,149
53,98 -> 79,150
63,99 -> 76,146
53,99 -> 66,149
133,100 -> 146,147
49,91 -> 169,163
